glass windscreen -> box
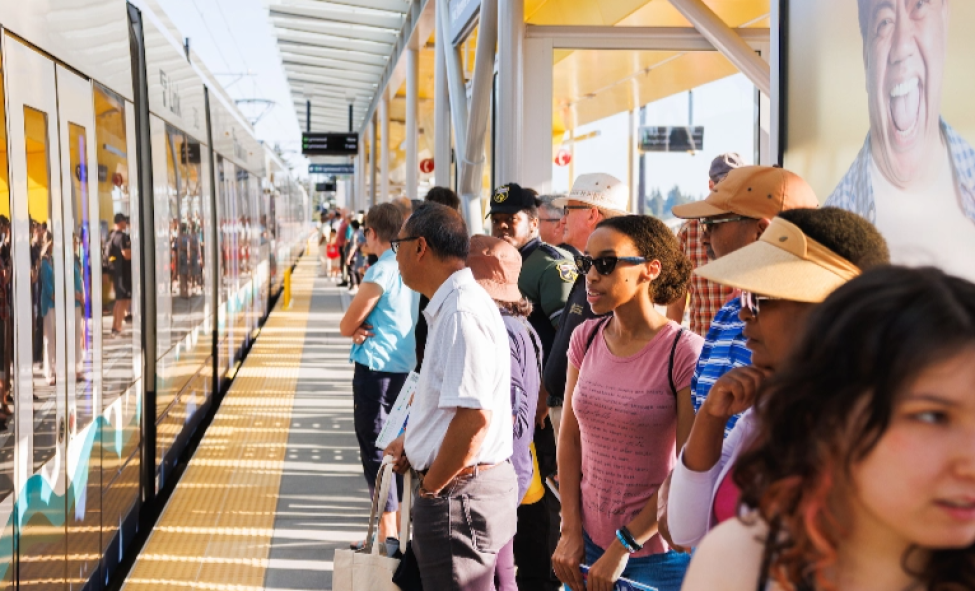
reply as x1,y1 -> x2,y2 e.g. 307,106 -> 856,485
67,122 -> 94,433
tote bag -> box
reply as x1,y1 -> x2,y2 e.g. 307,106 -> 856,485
333,456 -> 413,591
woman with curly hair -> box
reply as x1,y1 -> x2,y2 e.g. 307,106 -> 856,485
552,215 -> 704,591
683,265 -> 975,590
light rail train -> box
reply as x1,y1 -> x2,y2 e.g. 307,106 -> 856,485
0,1 -> 311,588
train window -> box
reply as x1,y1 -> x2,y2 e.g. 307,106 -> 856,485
24,106 -> 57,472
67,122 -> 94,431
95,86 -> 134,408
0,51 -> 14,503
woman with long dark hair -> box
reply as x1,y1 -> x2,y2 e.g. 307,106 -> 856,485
683,266 -> 975,590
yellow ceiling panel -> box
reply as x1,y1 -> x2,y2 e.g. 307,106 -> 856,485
553,50 -> 739,131
617,0 -> 770,28
527,0 -> 648,25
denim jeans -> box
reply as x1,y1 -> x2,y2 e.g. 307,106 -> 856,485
581,530 -> 691,591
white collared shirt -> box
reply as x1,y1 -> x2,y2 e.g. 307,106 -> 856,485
404,268 -> 513,472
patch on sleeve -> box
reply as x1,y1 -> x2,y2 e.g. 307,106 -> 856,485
557,262 -> 577,283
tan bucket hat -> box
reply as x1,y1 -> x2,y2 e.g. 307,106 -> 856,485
551,173 -> 629,213
468,235 -> 524,303
694,217 -> 861,303
672,166 -> 819,220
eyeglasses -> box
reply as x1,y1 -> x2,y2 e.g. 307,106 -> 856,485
538,217 -> 562,223
574,255 -> 648,276
390,236 -> 420,253
741,291 -> 780,317
563,205 -> 592,217
700,216 -> 750,231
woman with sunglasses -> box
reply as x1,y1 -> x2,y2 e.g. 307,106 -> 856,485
684,266 -> 975,591
666,208 -> 889,551
551,215 -> 703,591
339,203 -> 420,548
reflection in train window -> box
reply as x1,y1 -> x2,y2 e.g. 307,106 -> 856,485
95,86 -> 134,407
25,106 -> 58,472
68,123 -> 94,432
0,51 -> 14,504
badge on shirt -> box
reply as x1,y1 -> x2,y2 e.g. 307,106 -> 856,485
557,262 -> 577,283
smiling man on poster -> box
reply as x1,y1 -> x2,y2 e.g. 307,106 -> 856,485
826,0 -> 975,277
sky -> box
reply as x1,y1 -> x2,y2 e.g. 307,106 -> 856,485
160,0 -> 309,176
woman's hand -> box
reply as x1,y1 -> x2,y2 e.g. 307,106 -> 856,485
586,540 -> 629,591
552,530 -> 586,591
351,323 -> 373,345
701,366 -> 771,420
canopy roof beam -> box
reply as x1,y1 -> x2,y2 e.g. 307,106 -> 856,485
274,30 -> 393,56
270,5 -> 405,31
276,41 -> 389,66
525,25 -> 769,51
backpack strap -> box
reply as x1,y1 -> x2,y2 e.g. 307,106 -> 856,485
668,327 -> 685,398
584,316 -> 612,357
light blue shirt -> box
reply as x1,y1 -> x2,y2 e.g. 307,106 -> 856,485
350,249 -> 419,373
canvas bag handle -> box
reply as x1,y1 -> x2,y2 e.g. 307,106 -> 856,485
364,456 -> 395,555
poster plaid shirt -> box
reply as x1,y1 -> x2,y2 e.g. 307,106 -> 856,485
825,119 -> 975,224
678,220 -> 736,337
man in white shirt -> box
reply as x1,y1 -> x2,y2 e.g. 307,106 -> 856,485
386,202 -> 517,590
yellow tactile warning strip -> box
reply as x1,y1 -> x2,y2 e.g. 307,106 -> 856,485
123,254 -> 317,591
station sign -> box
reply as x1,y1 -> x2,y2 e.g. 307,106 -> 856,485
315,181 -> 337,192
638,126 -> 704,153
302,133 -> 359,156
309,163 -> 355,176
449,0 -> 480,46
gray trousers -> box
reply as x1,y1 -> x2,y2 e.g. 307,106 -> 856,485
412,462 -> 518,591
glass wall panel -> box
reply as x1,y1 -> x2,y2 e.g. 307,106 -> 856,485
25,106 -> 58,473
67,123 -> 94,430
0,47 -> 14,517
96,86 -> 136,408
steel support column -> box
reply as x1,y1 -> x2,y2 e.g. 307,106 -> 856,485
667,0 -> 771,96
459,0 -> 498,235
437,0 -> 469,175
379,93 -> 390,202
406,46 -> 419,201
497,0 -> 524,185
370,116 -> 378,208
433,2 -> 451,188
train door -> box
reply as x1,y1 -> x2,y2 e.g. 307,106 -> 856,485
54,65 -> 101,590
3,34 -> 69,590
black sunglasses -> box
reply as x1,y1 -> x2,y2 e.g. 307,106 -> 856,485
574,255 -> 648,276
741,291 -> 780,317
390,236 -> 420,253
700,216 -> 750,231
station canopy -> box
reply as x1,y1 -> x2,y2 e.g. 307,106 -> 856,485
270,0 -> 769,170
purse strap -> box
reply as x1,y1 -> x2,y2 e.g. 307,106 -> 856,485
668,327 -> 685,398
364,456 -> 395,555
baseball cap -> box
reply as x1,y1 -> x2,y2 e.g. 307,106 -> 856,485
694,216 -> 861,303
709,153 -> 744,183
467,235 -> 523,303
488,183 -> 538,216
671,166 -> 819,220
552,173 -> 629,213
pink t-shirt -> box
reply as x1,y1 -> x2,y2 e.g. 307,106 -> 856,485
712,468 -> 741,525
568,318 -> 703,557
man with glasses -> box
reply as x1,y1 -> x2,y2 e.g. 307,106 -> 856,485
670,166 -> 820,435
537,194 -> 574,254
542,173 -> 629,444
667,154 -> 742,337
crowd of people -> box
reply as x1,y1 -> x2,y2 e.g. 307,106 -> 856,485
334,156 -> 975,591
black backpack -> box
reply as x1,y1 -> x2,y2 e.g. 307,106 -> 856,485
102,230 -> 117,276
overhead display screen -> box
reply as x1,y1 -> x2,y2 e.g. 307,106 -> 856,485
301,132 -> 358,156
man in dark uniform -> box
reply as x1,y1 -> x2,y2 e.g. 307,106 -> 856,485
543,173 -> 629,442
488,182 -> 573,591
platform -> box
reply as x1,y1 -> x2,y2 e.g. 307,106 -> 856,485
122,255 -> 366,591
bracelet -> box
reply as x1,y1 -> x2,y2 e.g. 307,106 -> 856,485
616,526 -> 643,553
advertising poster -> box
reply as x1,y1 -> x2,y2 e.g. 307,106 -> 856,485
782,0 -> 975,280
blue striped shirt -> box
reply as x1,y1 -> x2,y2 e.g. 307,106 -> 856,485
690,297 -> 751,436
